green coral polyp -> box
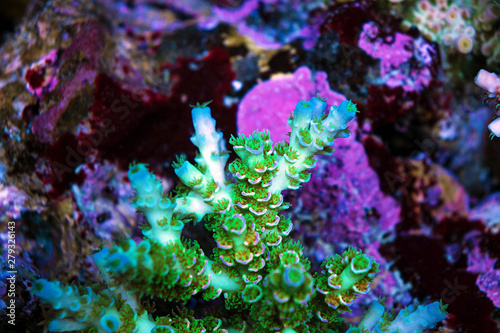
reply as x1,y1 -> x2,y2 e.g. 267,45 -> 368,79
265,231 -> 282,246
277,216 -> 293,235
352,255 -> 373,273
229,133 -> 246,147
242,284 -> 263,303
274,141 -> 289,155
235,250 -> 254,264
283,266 -> 305,287
245,137 -> 264,153
223,214 -> 246,234
315,248 -> 379,313
304,156 -> 317,168
297,127 -> 313,146
284,148 -> 300,162
279,250 -> 300,265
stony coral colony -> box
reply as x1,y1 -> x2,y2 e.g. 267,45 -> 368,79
0,0 -> 499,332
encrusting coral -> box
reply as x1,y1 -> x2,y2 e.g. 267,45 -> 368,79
32,96 -> 447,332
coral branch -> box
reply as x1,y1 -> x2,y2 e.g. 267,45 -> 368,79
32,96 -> 446,333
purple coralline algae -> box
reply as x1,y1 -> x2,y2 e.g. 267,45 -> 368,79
467,247 -> 500,307
25,49 -> 59,98
30,21 -> 103,143
470,192 -> 500,234
237,66 -> 345,142
211,0 -> 324,49
108,0 -> 325,50
71,162 -> 142,240
147,0 -> 325,49
94,0 -> 187,32
358,21 -> 436,92
0,185 -> 28,220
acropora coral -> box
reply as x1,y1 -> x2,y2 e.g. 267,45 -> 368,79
32,97 -> 447,332
4,0 -> 500,331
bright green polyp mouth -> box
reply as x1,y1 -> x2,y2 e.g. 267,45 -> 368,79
283,266 -> 304,288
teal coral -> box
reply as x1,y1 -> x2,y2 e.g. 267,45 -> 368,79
346,300 -> 448,332
32,97 -> 446,332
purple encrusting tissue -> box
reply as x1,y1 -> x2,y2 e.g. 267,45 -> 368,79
25,49 -> 59,98
71,162 -> 142,240
118,0 -> 323,49
212,0 -> 324,49
468,247 -> 500,307
358,22 -> 436,92
0,186 -> 28,220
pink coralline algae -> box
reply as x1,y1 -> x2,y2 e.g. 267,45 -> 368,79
71,162 -> 140,240
24,49 -> 59,98
207,0 -> 324,49
358,22 -> 436,92
0,185 -> 28,220
470,192 -> 500,234
237,66 -> 345,142
117,0 -> 324,49
467,248 -> 500,307
30,21 -> 104,143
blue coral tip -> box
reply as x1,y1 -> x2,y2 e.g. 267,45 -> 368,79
427,302 -> 447,320
106,252 -> 134,273
33,279 -> 63,300
128,164 -> 150,183
48,320 -> 64,332
191,106 -> 211,119
294,99 -> 313,119
338,100 -> 358,115
310,96 -> 327,118
336,100 -> 358,125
